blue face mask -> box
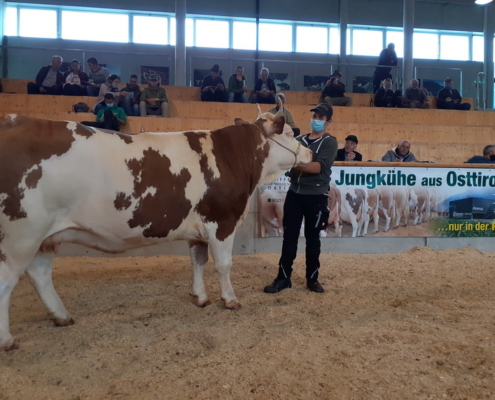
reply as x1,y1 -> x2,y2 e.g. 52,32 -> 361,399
310,119 -> 325,132
106,103 -> 114,108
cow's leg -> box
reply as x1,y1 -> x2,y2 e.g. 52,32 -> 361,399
372,208 -> 379,233
383,210 -> 392,232
0,262 -> 20,351
209,235 -> 240,310
25,252 -> 74,327
361,211 -> 370,236
188,241 -> 210,307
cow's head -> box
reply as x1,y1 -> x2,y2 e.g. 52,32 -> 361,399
254,99 -> 312,180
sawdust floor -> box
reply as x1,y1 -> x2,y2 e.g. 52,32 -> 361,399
1,247 -> 495,400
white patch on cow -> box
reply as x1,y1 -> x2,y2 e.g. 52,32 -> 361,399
198,135 -> 221,180
7,114 -> 17,122
65,121 -> 78,133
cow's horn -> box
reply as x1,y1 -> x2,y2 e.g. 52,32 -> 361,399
256,103 -> 263,119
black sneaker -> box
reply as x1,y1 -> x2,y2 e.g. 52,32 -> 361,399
307,280 -> 324,293
264,277 -> 292,294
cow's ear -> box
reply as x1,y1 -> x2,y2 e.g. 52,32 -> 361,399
272,116 -> 285,135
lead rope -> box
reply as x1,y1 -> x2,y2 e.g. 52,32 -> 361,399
250,123 -> 301,170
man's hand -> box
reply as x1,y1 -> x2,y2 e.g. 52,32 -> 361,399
216,83 -> 225,92
326,80 -> 332,86
242,86 -> 248,93
446,97 -> 452,102
346,152 -> 356,161
146,98 -> 158,106
119,92 -> 127,97
39,87 -> 46,93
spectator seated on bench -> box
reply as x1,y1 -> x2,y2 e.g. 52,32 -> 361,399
63,59 -> 89,96
27,55 -> 64,95
82,93 -> 126,132
437,78 -> 471,111
140,74 -> 169,117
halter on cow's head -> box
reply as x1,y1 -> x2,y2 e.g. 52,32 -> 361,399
253,98 -> 312,182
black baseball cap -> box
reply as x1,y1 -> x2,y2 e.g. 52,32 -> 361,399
310,103 -> 333,120
345,135 -> 358,144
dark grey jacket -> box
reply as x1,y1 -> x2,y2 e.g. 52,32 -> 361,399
289,133 -> 338,195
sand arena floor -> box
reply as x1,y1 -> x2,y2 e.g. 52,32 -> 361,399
1,247 -> 494,399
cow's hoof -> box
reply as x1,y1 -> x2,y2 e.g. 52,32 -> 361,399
0,335 -> 15,351
224,300 -> 242,310
190,294 -> 210,307
53,317 -> 75,327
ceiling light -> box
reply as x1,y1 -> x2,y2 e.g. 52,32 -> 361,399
475,0 -> 493,5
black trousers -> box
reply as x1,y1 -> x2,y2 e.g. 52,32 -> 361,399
201,91 -> 227,102
81,110 -> 120,131
278,190 -> 329,282
441,102 -> 471,111
27,82 -> 62,95
63,84 -> 85,96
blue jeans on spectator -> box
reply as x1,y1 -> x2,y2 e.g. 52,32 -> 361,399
121,92 -> 140,116
228,92 -> 248,103
94,102 -> 105,115
86,85 -> 100,97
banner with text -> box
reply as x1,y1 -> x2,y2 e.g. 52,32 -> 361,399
258,166 -> 495,238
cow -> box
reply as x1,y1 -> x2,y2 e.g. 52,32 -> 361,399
409,188 -> 430,225
0,105 -> 312,351
320,184 -> 341,238
258,189 -> 285,237
340,188 -> 367,237
363,188 -> 379,235
393,187 -> 410,229
377,187 -> 395,232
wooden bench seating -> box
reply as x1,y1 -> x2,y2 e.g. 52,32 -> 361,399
3,78 -> 473,109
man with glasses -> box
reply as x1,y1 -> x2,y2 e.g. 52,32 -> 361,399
382,140 -> 418,162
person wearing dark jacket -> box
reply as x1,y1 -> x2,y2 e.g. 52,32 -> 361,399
321,70 -> 353,107
62,59 -> 89,96
228,66 -> 248,103
437,78 -> 471,110
27,55 -> 64,95
252,68 -> 276,104
264,103 -> 338,295
373,43 -> 398,93
374,78 -> 402,108
121,74 -> 142,116
335,135 -> 363,161
465,145 -> 495,163
201,64 -> 227,102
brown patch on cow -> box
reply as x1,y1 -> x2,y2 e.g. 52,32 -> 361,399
125,148 -> 192,238
74,123 -> 94,138
184,131 -> 215,183
114,192 -> 132,211
0,117 -> 80,221
25,167 -> 42,189
0,230 -> 6,262
346,189 -> 365,216
192,124 -> 270,241
115,133 -> 133,144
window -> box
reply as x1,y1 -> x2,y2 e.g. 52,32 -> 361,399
259,23 -> 292,52
168,18 -> 193,46
352,29 -> 383,56
296,26 -> 328,53
386,31 -> 403,58
329,27 -> 339,54
440,35 -> 469,61
413,32 -> 438,59
5,6 -> 17,36
62,11 -> 128,42
20,9 -> 57,38
133,15 -> 168,45
472,35 -> 484,62
233,21 -> 256,50
195,19 -> 229,48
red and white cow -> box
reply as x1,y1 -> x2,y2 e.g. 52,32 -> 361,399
340,188 -> 367,237
0,107 -> 312,350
